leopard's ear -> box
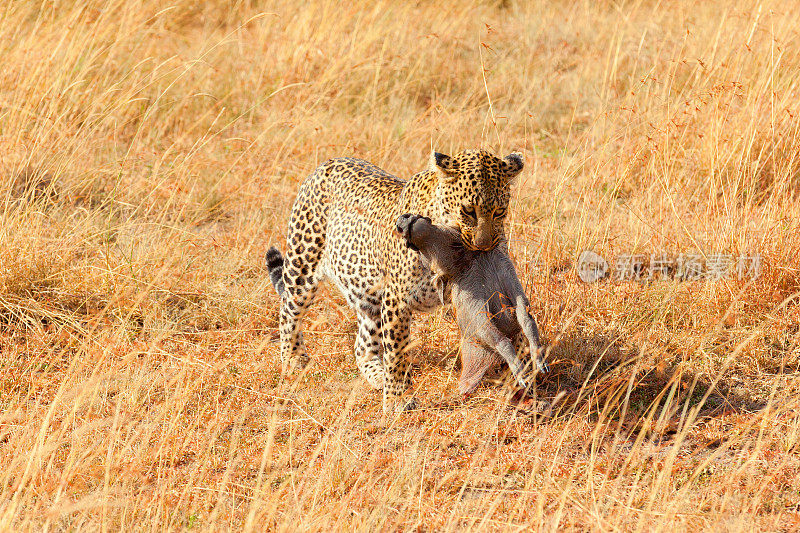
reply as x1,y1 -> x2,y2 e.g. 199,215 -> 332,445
500,152 -> 524,182
429,151 -> 458,182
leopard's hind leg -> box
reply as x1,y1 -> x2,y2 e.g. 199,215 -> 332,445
278,175 -> 328,370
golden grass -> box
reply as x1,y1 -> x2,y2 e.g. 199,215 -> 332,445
2,0 -> 800,529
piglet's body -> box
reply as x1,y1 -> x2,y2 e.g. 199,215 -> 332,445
396,214 -> 548,394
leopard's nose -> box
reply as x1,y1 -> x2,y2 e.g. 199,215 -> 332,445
474,232 -> 493,251
474,217 -> 493,250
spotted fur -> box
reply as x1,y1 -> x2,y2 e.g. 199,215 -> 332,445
267,149 -> 524,412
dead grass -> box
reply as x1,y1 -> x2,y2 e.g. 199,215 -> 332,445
1,0 -> 800,530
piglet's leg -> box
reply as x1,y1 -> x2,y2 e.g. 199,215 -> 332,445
475,320 -> 529,391
458,339 -> 498,395
496,338 -> 529,390
514,295 -> 549,374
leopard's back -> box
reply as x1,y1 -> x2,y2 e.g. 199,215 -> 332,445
290,158 -> 429,308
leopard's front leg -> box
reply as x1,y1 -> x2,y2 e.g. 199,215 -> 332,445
380,287 -> 417,413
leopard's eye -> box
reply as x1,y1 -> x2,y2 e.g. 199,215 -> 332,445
461,205 -> 477,221
493,207 -> 507,219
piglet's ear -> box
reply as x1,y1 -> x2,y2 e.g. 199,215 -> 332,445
433,274 -> 452,305
500,152 -> 524,182
429,151 -> 458,182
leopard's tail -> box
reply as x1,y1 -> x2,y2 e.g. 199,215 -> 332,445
265,247 -> 286,296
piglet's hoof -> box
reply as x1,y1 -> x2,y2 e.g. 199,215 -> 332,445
395,214 -> 431,251
510,389 -> 527,403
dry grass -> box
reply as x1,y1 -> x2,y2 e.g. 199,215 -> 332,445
1,0 -> 800,530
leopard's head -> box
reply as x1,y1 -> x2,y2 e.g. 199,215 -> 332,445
429,149 -> 523,251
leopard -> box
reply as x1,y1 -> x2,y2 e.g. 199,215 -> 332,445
265,149 -> 524,412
